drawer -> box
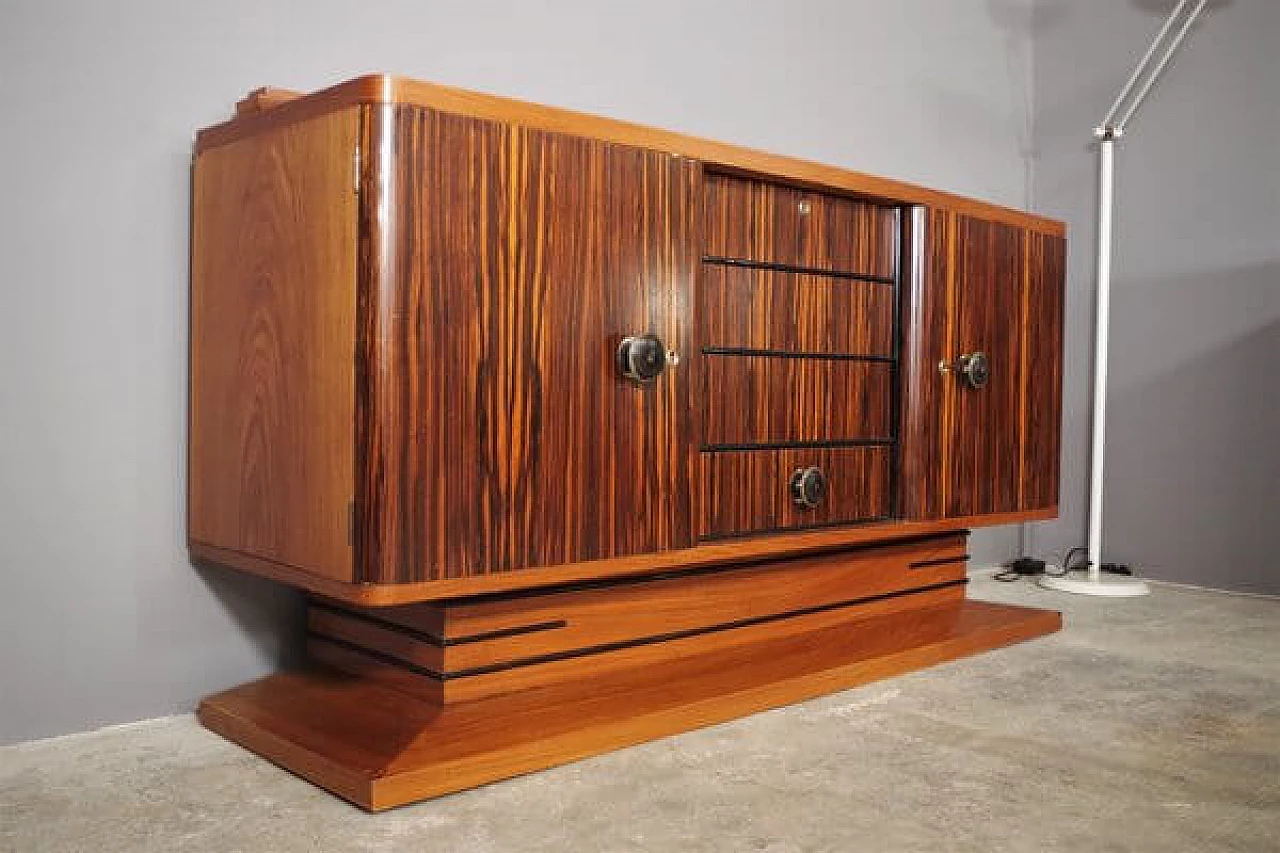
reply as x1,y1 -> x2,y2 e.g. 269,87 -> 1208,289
701,356 -> 893,447
698,264 -> 893,356
703,173 -> 898,278
699,446 -> 892,538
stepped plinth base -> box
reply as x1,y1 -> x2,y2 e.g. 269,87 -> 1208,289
200,596 -> 1060,810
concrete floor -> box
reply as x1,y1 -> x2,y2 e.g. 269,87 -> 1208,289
3,576 -> 1278,853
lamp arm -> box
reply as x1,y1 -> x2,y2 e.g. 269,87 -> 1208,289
1096,0 -> 1208,138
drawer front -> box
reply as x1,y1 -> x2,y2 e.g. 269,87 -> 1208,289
699,264 -> 893,357
701,356 -> 893,447
703,174 -> 898,278
699,446 -> 892,538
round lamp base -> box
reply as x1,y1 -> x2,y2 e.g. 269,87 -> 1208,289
1037,572 -> 1151,597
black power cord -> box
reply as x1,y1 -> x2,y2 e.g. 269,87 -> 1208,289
996,546 -> 1135,583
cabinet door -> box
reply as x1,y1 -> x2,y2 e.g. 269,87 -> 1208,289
899,210 -> 1064,520
359,107 -> 698,583
944,214 -> 1027,517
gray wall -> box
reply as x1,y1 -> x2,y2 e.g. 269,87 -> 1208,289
0,0 -> 1037,744
1030,0 -> 1280,594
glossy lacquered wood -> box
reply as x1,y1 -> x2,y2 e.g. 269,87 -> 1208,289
1021,231 -> 1066,510
191,510 -> 1055,605
898,210 -> 1066,520
355,105 -> 698,584
308,534 -> 968,693
378,533 -> 964,646
945,215 -> 1027,517
311,583 -> 968,705
703,173 -> 898,278
698,446 -> 892,538
200,598 -> 1062,810
188,109 -> 359,583
898,208 -> 952,520
188,78 -> 1066,603
197,75 -> 1063,237
190,78 -> 1070,813
700,357 -> 894,447
697,264 -> 894,356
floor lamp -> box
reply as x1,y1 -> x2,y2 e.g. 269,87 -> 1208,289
1040,0 -> 1208,597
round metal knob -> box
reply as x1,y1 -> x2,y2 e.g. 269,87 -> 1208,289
956,352 -> 990,389
790,466 -> 828,510
616,335 -> 672,383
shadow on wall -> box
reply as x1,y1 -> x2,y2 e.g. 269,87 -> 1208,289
1106,260 -> 1280,595
193,560 -> 308,671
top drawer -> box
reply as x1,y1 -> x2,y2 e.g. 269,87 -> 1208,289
703,174 -> 898,279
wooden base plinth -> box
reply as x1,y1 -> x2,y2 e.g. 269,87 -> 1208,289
200,598 -> 1061,810
303,533 -> 975,704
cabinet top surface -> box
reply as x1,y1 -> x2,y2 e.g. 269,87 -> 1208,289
197,73 -> 1063,236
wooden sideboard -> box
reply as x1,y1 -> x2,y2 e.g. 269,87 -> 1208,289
190,75 -> 1064,810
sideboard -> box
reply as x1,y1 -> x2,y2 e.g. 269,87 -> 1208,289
189,75 -> 1064,810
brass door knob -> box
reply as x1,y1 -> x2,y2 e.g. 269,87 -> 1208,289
616,335 -> 675,383
940,352 -> 991,389
790,466 -> 828,509
956,352 -> 990,389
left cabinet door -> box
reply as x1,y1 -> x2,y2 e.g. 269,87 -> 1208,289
358,108 -> 699,583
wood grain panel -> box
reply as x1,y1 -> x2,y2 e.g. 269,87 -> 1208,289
701,356 -> 893,447
189,109 -> 358,582
311,584 -> 968,705
199,599 -> 1062,810
354,105 -> 499,584
193,509 -> 1057,606
944,215 -> 1026,517
357,105 -> 698,583
698,264 -> 893,356
703,173 -> 898,278
898,208 -> 953,520
1020,231 -> 1065,511
441,534 -> 965,639
699,446 -> 891,538
310,534 -> 967,678
196,76 -> 1065,238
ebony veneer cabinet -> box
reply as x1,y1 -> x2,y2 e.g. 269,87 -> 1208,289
190,76 -> 1064,810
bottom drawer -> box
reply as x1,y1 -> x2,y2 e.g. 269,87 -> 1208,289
699,445 -> 891,539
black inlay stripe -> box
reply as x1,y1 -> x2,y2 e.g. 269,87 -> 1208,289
908,554 -> 971,570
309,632 -> 445,679
701,347 -> 896,363
702,256 -> 897,285
310,578 -> 968,682
436,530 -> 972,607
445,578 -> 968,680
309,600 -> 568,647
447,621 -> 569,646
701,439 -> 895,452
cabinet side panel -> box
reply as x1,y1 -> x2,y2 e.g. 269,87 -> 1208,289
189,110 -> 358,582
898,209 -> 953,519
1020,232 -> 1065,511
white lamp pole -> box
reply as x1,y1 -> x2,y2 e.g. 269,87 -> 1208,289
1040,0 -> 1208,597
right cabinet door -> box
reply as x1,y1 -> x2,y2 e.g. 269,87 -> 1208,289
901,210 -> 1064,520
